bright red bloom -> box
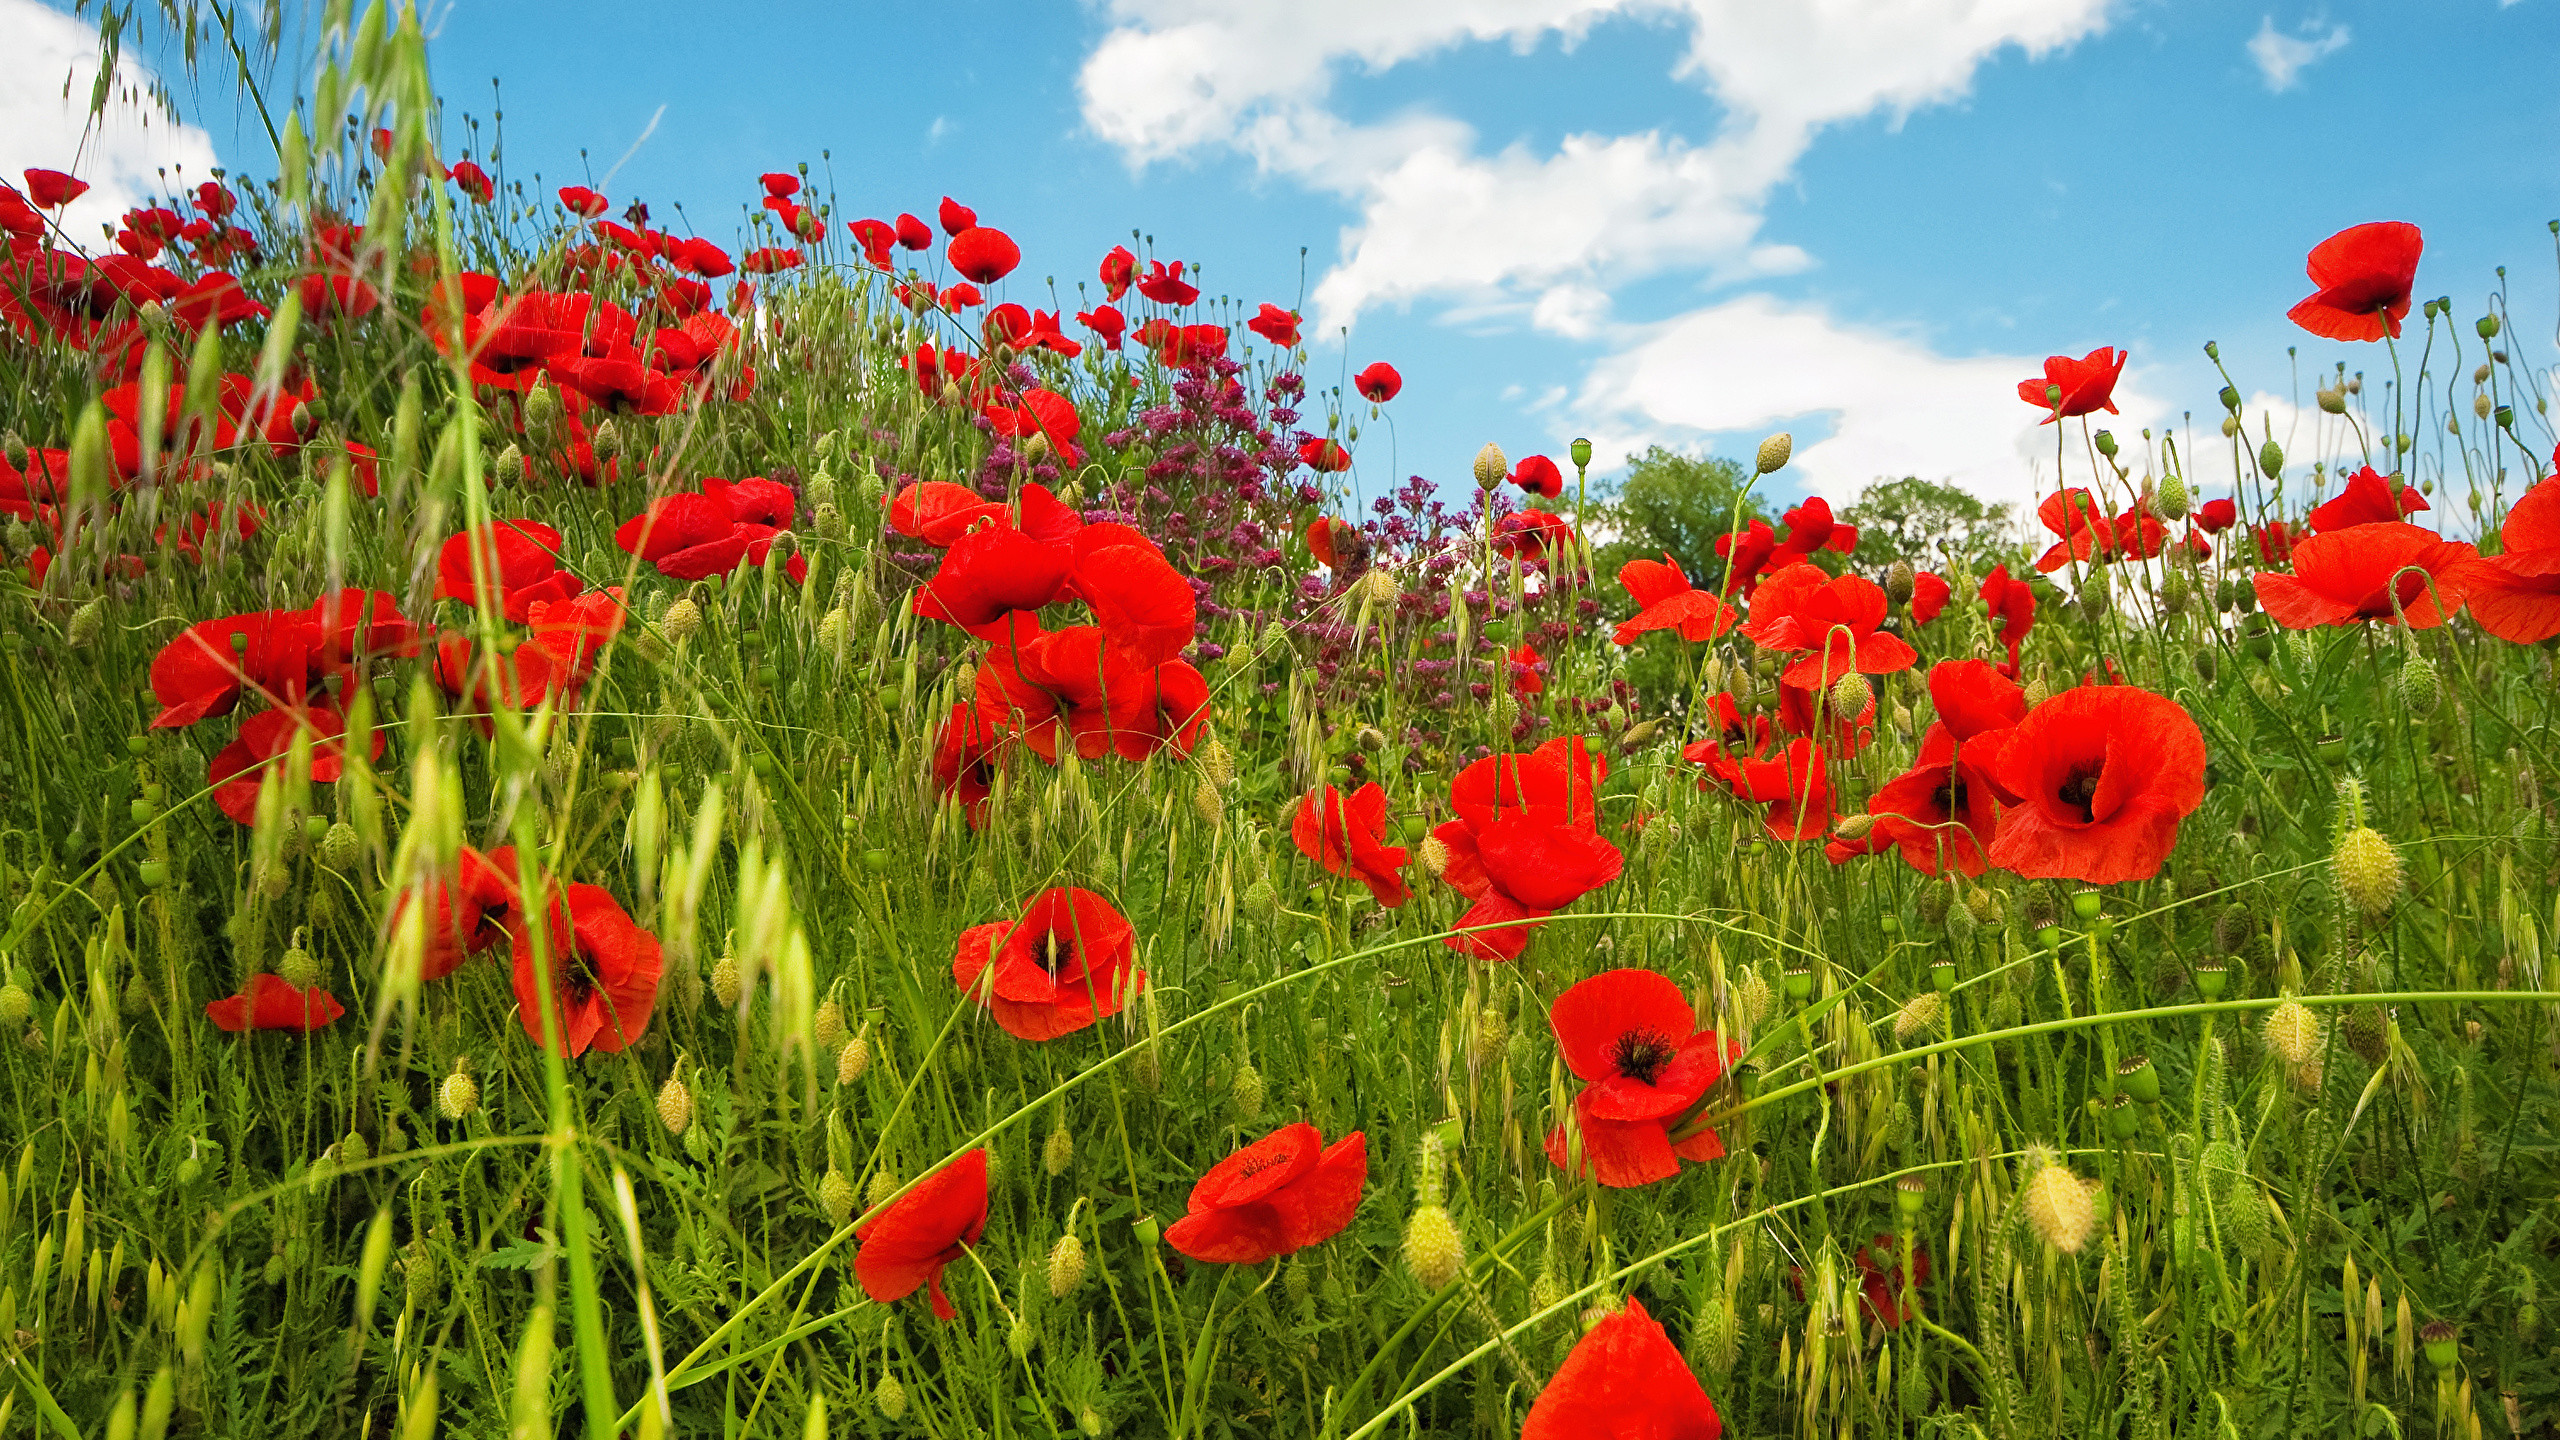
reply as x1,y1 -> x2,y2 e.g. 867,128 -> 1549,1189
947,227 -> 1020,284
1742,564 -> 1916,687
1021,308 -> 1082,358
983,387 -> 1086,468
2306,465 -> 2428,534
1510,642 -> 1546,696
436,520 -> 579,621
975,623 -> 1148,762
1521,1297 -> 1720,1440
1714,518 -> 1779,596
390,846 -> 520,981
557,186 -> 609,218
932,702 -> 1007,828
2254,522 -> 2474,629
149,592 -> 413,728
509,881 -> 663,1058
205,974 -> 346,1033
937,196 -> 977,236
2017,346 -> 2126,420
1293,783 -> 1410,906
1827,662 -> 2022,876
1773,496 -> 1858,561
741,246 -> 802,274
917,527 -> 1074,631
1544,968 -> 1732,1189
1613,554 -> 1734,646
848,218 -> 896,268
1978,564 -> 2035,672
23,169 -> 88,208
1164,1123 -> 1367,1265
1077,303 -> 1126,349
1723,737 -> 1833,841
1136,319 -> 1226,365
1511,454 -> 1563,498
1099,245 -> 1136,300
759,172 -> 799,198
615,490 -> 748,579
1988,684 -> 2206,884
1246,303 -> 1301,347
855,1149 -> 989,1321
1493,509 -> 1576,567
1354,361 -> 1401,402
2253,521 -> 2305,567
2033,488 -> 2112,572
952,888 -> 1143,1041
670,236 -> 734,278
1854,1234 -> 1930,1330
1298,437 -> 1350,472
1136,259 -> 1198,306
1111,659 -> 1212,762
207,703 -> 378,825
450,160 -> 494,203
2195,497 -> 2238,534
2288,221 -> 2421,342
894,212 -> 933,250
2452,474 -> 2560,643
1910,570 -> 1951,625
1432,738 -> 1621,961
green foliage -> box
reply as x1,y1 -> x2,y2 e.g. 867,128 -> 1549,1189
1840,474 -> 2017,570
1589,446 -> 1769,588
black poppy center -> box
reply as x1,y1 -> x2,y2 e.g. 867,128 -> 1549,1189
1609,1028 -> 1678,1086
1037,931 -> 1073,978
1932,776 -> 1968,818
2057,768 -> 2102,822
564,946 -> 599,1008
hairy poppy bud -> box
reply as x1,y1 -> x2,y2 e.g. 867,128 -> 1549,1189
2258,438 -> 2284,479
1357,566 -> 1399,610
2317,386 -> 2347,414
656,1073 -> 693,1135
2395,655 -> 2440,716
864,1169 -> 901,1213
1833,813 -> 1875,842
278,940 -> 321,988
1417,834 -> 1450,877
2222,1179 -> 2271,1254
1827,670 -> 1869,720
2155,472 -> 2190,521
709,954 -> 741,1007
1258,618 -> 1291,655
812,997 -> 845,1053
1048,1231 -> 1087,1297
1884,561 -> 1916,604
816,606 -> 848,657
1241,876 -> 1280,925
0,982 -> 30,1027
1732,969 -> 1773,1028
2160,565 -> 2191,616
524,382 -> 562,434
820,1168 -> 856,1226
2020,1159 -> 2096,1254
1403,1204 -> 1465,1290
1472,443 -> 1508,490
874,1374 -> 907,1422
438,1061 -> 478,1120
2262,999 -> 2320,1066
2334,827 -> 2403,918
1229,1063 -> 1265,1121
1755,432 -> 1792,475
836,1026 -> 871,1084
1044,1124 -> 1074,1176
67,598 -> 105,649
1892,993 -> 1942,1042
662,598 -> 703,645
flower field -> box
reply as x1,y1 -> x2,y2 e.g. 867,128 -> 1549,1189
2,9 -> 2558,1439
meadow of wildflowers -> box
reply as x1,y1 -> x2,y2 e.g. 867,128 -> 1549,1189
1,7 -> 2557,1439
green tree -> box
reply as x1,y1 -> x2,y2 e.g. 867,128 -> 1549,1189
1589,446 -> 1771,590
1841,476 -> 2017,571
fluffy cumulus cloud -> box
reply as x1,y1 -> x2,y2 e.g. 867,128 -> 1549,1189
0,0 -> 220,246
1574,296 -> 2170,512
2246,16 -> 2351,93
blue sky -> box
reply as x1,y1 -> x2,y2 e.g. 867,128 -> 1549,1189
11,0 -> 2558,518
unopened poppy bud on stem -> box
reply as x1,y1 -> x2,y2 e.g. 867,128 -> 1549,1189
437,1059 -> 478,1120
2155,472 -> 2190,521
836,1025 -> 871,1084
2263,998 -> 2321,1066
657,1071 -> 693,1136
1755,432 -> 1791,475
1472,443 -> 1508,490
1048,1231 -> 1087,1297
2020,1156 -> 2097,1254
1403,1204 -> 1465,1291
2334,827 -> 2403,918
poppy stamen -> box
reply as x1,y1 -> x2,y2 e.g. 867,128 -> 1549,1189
2057,771 -> 2101,821
1608,1028 -> 1678,1086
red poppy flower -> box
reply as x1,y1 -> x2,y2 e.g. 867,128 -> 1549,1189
947,227 -> 1020,285
1293,783 -> 1410,906
171,271 -> 268,331
23,169 -> 88,208
983,387 -> 1087,468
932,703 -> 1007,828
509,881 -> 663,1058
390,846 -> 520,981
1354,361 -> 1402,402
855,1149 -> 990,1321
974,623 -> 1149,762
1137,319 -> 1227,365
1493,509 -> 1576,567
147,599 -> 373,729
940,281 -> 984,309
887,213 -> 928,251
759,172 -> 799,198
1099,245 -> 1137,300
2305,465 -> 2427,534
1854,1234 -> 1930,1330
1723,737 -> 1833,841
614,490 -> 750,580
2288,221 -> 2421,342
2195,497 -> 2238,534
1510,642 -> 1546,696
2254,522 -> 2475,629
2016,346 -> 2126,420
1910,570 -> 1950,625
2252,521 -> 2305,567
1511,454 -> 1563,498
450,160 -> 494,203
1298,437 -> 1350,472
1164,1123 -> 1367,1265
916,526 -> 1074,632
2452,474 -> 2560,643
1520,1296 -> 1720,1439
1112,659 -> 1212,762
1076,304 -> 1126,349
1246,303 -> 1301,347
1136,260 -> 1198,306
1614,554 -> 1734,646
1978,564 -> 2035,671
1432,738 -> 1621,961
1543,968 -> 1732,1188
1829,664 -> 2020,877
1743,564 -> 1915,687
741,247 -> 802,274
557,186 -> 608,218
936,196 -> 977,235
951,887 -> 1143,1041
1714,518 -> 1779,597
1773,497 -> 1858,561
437,521 -> 579,621
848,218 -> 896,268
205,974 -> 346,1033
2032,488 -> 2114,572
207,703 -> 379,825
1987,684 -> 2205,884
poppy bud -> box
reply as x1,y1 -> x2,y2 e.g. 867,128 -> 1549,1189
2221,414 -> 2241,438
2395,655 -> 2440,716
1417,834 -> 1450,877
1826,670 -> 1869,719
656,1072 -> 693,1135
2160,565 -> 2191,616
2020,1159 -> 2096,1254
864,1168 -> 901,1214
874,1375 -> 907,1422
67,598 -> 105,649
811,997 -> 845,1054
2257,438 -> 2284,479
0,981 -> 31,1026
438,1060 -> 478,1120
1229,1063 -> 1264,1121
1197,735 -> 1236,788
1043,1123 -> 1074,1176
1357,566 -> 1400,610
1241,876 -> 1280,926
709,954 -> 741,1007
1259,619 -> 1291,655
319,822 -> 363,874
1755,432 -> 1792,475
1048,1231 -> 1087,1297
278,939 -> 321,988
2262,998 -> 2320,1066
2154,472 -> 2190,521
831,1026 -> 870,1086
2476,312 -> 2501,340
2093,429 -> 2117,457
1892,993 -> 1942,1042
2334,827 -> 2403,918
1403,1204 -> 1465,1291
1472,443 -> 1508,490
1833,813 -> 1875,842
819,1167 -> 856,1226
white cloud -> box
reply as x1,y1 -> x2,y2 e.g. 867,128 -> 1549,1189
1080,0 -> 2113,329
0,0 -> 219,248
2246,16 -> 2350,93
1570,295 -> 2169,513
